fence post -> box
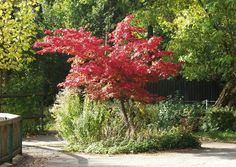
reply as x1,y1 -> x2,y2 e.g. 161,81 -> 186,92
205,99 -> 208,109
7,123 -> 13,163
19,120 -> 23,155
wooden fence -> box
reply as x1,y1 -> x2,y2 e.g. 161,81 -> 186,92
0,113 -> 22,164
147,79 -> 222,102
0,93 -> 56,133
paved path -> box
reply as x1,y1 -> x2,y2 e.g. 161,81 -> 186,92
16,135 -> 236,167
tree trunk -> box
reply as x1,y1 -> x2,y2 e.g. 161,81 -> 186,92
126,100 -> 136,136
120,99 -> 130,127
215,80 -> 236,107
120,99 -> 136,137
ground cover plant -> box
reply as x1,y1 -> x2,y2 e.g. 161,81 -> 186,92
34,16 -> 200,153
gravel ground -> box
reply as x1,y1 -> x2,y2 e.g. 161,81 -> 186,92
14,135 -> 236,167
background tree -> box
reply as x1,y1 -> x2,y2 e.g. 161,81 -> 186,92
0,1 -> 69,134
0,0 -> 40,112
134,0 -> 236,107
41,0 -> 143,37
0,0 -> 39,71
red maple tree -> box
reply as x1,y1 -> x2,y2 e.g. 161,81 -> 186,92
34,15 -> 181,135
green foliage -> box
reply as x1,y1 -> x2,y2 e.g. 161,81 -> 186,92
156,127 -> 200,150
74,97 -> 125,144
51,88 -> 83,143
134,0 -> 236,82
0,0 -> 40,70
142,96 -> 236,133
51,88 -> 125,144
168,0 -> 235,81
2,67 -> 46,134
22,119 -> 43,136
196,131 -> 236,142
155,98 -> 184,129
41,0 -> 142,37
201,107 -> 236,131
143,97 -> 236,133
145,96 -> 204,131
52,90 -> 200,154
3,70 -> 44,112
68,127 -> 200,154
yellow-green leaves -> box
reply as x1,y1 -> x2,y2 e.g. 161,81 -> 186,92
0,0 -> 39,71
134,0 -> 235,81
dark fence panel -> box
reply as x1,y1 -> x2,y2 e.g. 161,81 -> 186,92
147,79 -> 222,102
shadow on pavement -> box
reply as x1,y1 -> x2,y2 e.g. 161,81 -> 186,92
194,147 -> 236,160
173,147 -> 236,160
23,135 -> 63,142
22,145 -> 133,167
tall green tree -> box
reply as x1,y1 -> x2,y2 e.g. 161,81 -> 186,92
134,0 -> 236,107
41,0 -> 143,37
0,0 -> 40,112
0,0 -> 40,71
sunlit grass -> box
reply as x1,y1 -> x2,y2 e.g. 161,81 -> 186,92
195,131 -> 236,143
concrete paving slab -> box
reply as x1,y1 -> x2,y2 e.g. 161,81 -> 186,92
17,135 -> 236,167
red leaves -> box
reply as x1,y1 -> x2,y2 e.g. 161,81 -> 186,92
109,15 -> 146,45
33,15 -> 181,103
44,30 -> 53,35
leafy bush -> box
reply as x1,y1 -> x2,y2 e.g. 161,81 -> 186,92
146,97 -> 204,131
201,107 -> 236,131
157,127 -> 200,149
68,127 -> 200,154
182,104 -> 205,132
51,88 -> 82,142
155,97 -> 184,129
52,90 -> 200,154
74,97 -> 125,144
51,88 -> 125,144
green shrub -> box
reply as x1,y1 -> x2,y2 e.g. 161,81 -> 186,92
67,127 -> 200,154
157,127 -> 200,149
182,104 -> 205,131
147,97 -> 204,131
51,88 -> 125,144
155,97 -> 184,129
201,107 -> 236,131
74,97 -> 125,144
52,90 -> 201,154
51,88 -> 82,142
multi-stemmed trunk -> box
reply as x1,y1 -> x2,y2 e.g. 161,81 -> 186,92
120,99 -> 136,137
